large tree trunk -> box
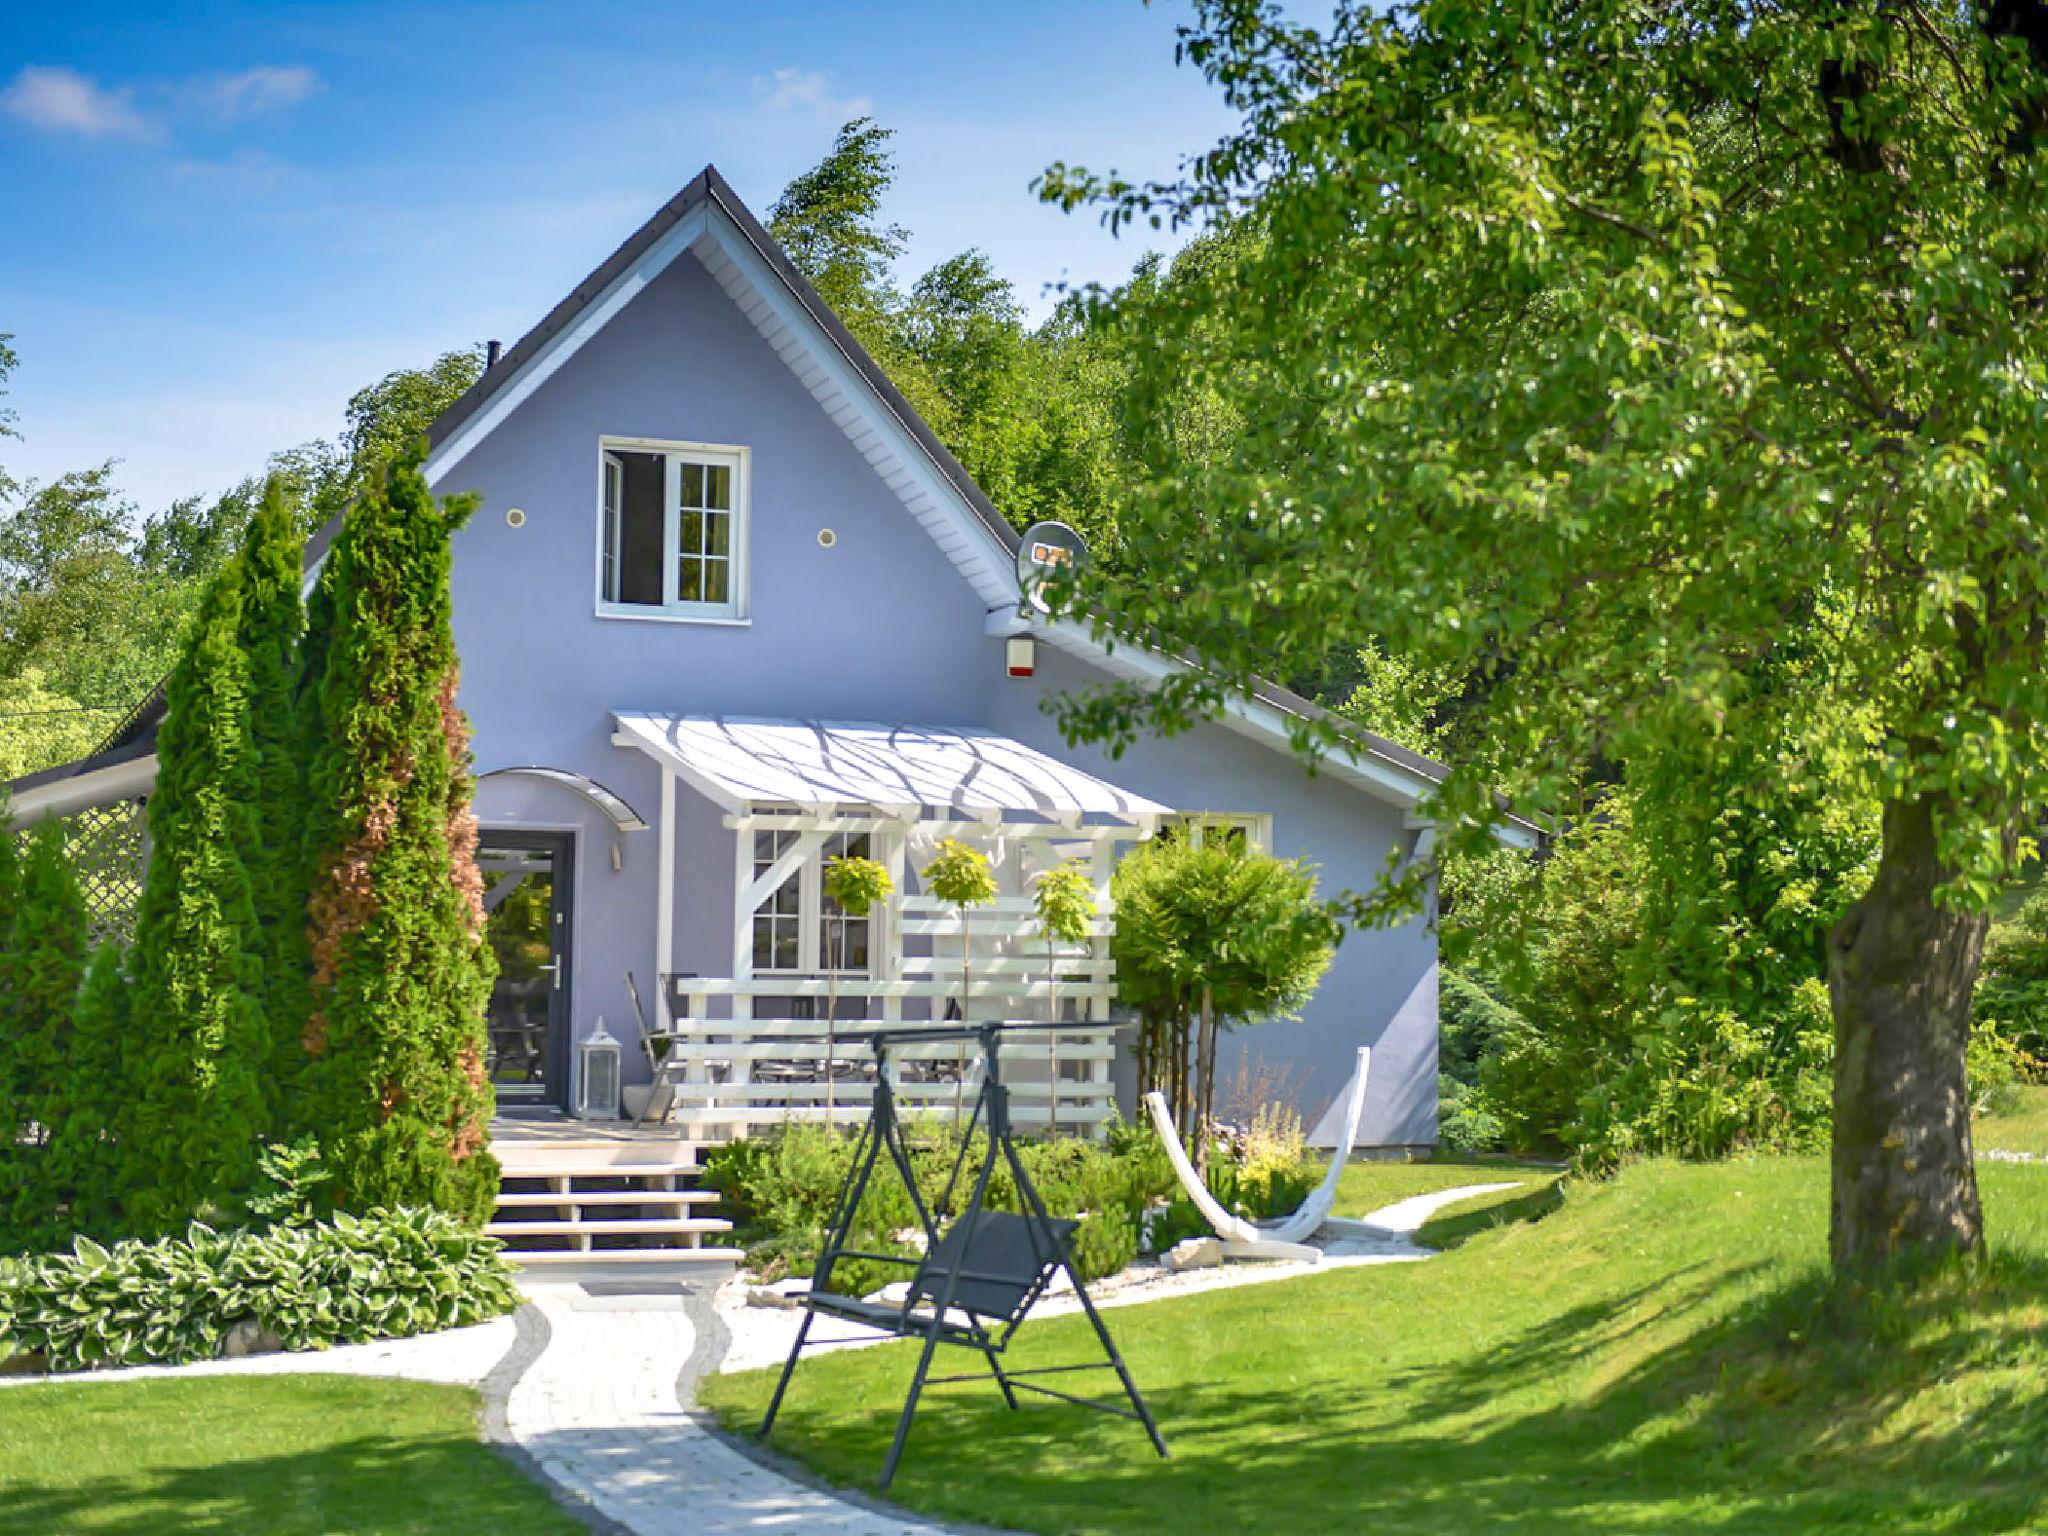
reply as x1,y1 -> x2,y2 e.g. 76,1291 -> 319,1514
1826,791 -> 1987,1270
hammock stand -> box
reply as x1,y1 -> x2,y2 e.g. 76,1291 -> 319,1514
1143,1045 -> 1376,1261
758,1021 -> 1170,1491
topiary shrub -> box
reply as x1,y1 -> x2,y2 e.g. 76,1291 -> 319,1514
0,1206 -> 519,1373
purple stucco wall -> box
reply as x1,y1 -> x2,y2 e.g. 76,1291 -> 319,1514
436,242 -> 1438,1147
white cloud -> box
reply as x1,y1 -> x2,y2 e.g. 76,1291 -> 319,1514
193,65 -> 320,123
755,67 -> 872,123
0,66 -> 158,141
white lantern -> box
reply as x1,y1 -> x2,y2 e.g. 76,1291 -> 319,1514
576,1018 -> 623,1121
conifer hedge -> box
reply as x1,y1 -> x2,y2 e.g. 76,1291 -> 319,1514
235,480 -> 310,1120
299,449 -> 498,1223
46,943 -> 131,1241
0,824 -> 90,1251
123,559 -> 270,1235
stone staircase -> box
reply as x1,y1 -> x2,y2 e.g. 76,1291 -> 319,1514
488,1134 -> 741,1276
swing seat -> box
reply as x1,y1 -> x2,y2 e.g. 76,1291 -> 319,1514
804,1212 -> 1078,1344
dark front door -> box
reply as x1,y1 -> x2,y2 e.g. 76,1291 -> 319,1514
480,832 -> 573,1108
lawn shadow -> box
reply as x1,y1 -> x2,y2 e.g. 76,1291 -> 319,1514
738,1247 -> 2048,1536
1415,1177 -> 1565,1249
0,1413 -> 573,1535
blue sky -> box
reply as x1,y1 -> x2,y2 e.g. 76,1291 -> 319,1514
0,1 -> 1244,516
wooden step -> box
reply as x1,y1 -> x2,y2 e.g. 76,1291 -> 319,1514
494,1140 -> 704,1175
511,1247 -> 743,1266
486,1216 -> 732,1239
494,1188 -> 720,1208
496,1159 -> 701,1182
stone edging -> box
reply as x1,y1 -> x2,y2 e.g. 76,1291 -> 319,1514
674,1282 -> 1017,1536
479,1301 -> 639,1536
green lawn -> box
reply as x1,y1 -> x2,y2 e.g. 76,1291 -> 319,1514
0,1375 -> 582,1535
1329,1154 -> 1562,1248
704,1156 -> 2048,1535
1981,1086 -> 2048,1157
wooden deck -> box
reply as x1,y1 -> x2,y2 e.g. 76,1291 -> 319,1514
489,1111 -> 686,1148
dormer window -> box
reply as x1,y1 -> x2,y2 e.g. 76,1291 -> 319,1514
598,437 -> 750,622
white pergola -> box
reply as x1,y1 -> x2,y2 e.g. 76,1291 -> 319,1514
610,713 -> 1173,1135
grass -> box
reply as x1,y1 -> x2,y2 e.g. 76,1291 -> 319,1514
1327,1151 -> 1564,1249
0,1375 -> 582,1534
704,1155 -> 2048,1535
1981,1085 -> 2048,1157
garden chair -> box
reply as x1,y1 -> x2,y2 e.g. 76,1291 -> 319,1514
760,1022 -> 1170,1490
1143,1045 -> 1374,1261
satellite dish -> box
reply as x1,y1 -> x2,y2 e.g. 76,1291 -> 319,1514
1015,521 -> 1088,614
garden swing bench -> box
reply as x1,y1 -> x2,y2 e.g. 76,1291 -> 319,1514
759,1021 -> 1171,1491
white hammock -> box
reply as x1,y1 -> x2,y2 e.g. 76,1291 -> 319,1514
1144,1046 -> 1372,1263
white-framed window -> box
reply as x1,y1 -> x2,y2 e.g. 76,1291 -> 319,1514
597,437 -> 750,622
1167,813 -> 1272,854
750,831 -> 875,975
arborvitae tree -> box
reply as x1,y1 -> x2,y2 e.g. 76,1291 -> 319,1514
46,942 -> 130,1241
299,447 -> 498,1223
124,559 -> 268,1234
235,478 -> 310,1126
0,822 -> 88,1250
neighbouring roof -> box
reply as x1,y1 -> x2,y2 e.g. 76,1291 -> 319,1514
612,712 -> 1172,825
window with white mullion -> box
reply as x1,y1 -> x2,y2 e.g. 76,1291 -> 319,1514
751,831 -> 804,975
596,437 -> 747,621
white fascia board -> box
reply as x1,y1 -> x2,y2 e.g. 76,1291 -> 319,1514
686,208 -> 1019,612
425,208 -> 711,487
1033,618 -> 1433,809
1029,616 -> 1543,849
10,754 -> 160,827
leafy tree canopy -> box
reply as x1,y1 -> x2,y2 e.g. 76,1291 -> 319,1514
1043,0 -> 2048,1269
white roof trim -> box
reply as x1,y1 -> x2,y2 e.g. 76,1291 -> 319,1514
422,208 -> 710,486
610,712 -> 1172,825
685,207 -> 1017,608
9,752 -> 159,828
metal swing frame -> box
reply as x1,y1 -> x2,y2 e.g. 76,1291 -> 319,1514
758,1021 -> 1170,1490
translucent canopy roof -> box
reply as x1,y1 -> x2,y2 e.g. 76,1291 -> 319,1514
611,712 -> 1172,824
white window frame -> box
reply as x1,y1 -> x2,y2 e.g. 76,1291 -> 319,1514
1172,812 -> 1273,853
594,435 -> 751,625
750,831 -> 877,977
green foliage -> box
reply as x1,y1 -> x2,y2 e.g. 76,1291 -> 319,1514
1112,836 -> 1336,1028
0,1207 -> 520,1374
234,478 -> 311,1124
299,447 -> 497,1223
1436,1076 -> 1507,1155
1033,860 -> 1096,946
0,666 -> 103,780
703,1119 -> 1186,1289
44,942 -> 130,1241
1332,639 -> 1459,758
0,823 -> 89,1251
823,854 -> 892,918
123,556 -> 269,1234
921,838 -> 998,908
1467,800 -> 1842,1168
239,1137 -> 333,1230
1976,890 -> 2048,1066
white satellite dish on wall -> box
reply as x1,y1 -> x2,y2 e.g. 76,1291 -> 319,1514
1015,521 -> 1088,614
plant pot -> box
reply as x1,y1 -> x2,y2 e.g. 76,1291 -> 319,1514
622,1084 -> 674,1123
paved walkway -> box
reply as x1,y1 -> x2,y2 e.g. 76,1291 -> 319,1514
3,1180 -> 1522,1534
505,1283 -> 953,1536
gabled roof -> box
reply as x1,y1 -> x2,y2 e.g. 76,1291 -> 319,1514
9,164 -> 1538,846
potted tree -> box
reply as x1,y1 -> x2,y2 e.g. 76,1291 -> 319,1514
1032,860 -> 1097,1138
821,852 -> 891,1123
921,838 -> 998,1121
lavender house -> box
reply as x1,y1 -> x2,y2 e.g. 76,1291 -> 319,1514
10,168 -> 1538,1167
